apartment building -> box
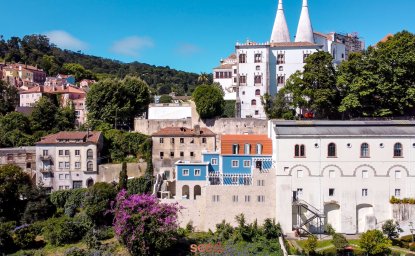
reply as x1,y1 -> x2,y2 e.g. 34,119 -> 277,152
35,131 -> 103,192
0,147 -> 36,181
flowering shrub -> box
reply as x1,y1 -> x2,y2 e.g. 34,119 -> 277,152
111,190 -> 181,255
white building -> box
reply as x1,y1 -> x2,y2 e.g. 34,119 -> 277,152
213,54 -> 237,100
36,131 -> 103,192
214,0 -> 363,119
148,103 -> 192,120
269,120 -> 415,235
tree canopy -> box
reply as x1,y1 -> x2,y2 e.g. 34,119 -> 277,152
192,84 -> 225,119
359,229 -> 392,255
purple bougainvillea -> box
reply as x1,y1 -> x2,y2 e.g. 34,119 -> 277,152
111,190 -> 181,255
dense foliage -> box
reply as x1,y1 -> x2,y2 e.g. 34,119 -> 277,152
359,229 -> 392,255
0,80 -> 18,115
382,219 -> 403,239
0,34 -> 203,95
112,190 -> 181,255
264,30 -> 415,120
86,76 -> 151,129
192,84 -> 225,119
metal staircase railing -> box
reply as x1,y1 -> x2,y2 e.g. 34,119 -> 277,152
293,199 -> 325,236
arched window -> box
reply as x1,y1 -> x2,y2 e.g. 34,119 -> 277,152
394,143 -> 403,157
87,161 -> 93,172
239,54 -> 246,63
328,143 -> 336,157
300,145 -> 305,157
182,185 -> 189,199
251,99 -> 256,106
255,89 -> 260,96
256,144 -> 263,154
194,185 -> 201,200
86,178 -> 94,188
295,145 -> 305,157
87,149 -> 93,159
360,143 -> 370,158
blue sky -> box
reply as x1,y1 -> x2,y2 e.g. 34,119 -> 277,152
1,0 -> 414,73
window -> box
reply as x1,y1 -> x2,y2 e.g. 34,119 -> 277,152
87,149 -> 93,159
328,143 -> 336,157
232,144 -> 239,154
59,150 -> 63,156
65,162 -> 70,169
160,152 -> 164,159
257,180 -> 265,186
59,186 -> 63,190
254,75 -> 262,84
43,149 -> 48,156
211,158 -> 218,165
239,54 -> 246,63
329,170 -> 335,178
65,185 -> 70,190
234,69 -> 237,74
255,110 -> 259,115
160,138 -> 164,143
26,162 -> 31,169
279,66 -> 284,71
303,53 -> 310,62
244,144 -> 251,154
193,169 -> 201,176
360,143 -> 370,158
277,53 -> 285,64
243,160 -> 251,167
255,89 -> 260,96
202,138 -> 207,143
87,161 -> 93,172
190,152 -> 194,157
75,162 -> 81,169
297,188 -> 303,196
329,188 -> 335,196
395,170 -> 402,179
59,162 -> 64,169
182,169 -> 189,176
245,195 -> 251,202
239,75 -> 246,84
251,99 -> 257,106
65,150 -> 69,156
277,75 -> 285,85
242,91 -> 245,95
362,189 -> 368,197
362,170 -> 369,179
65,174 -> 70,179
232,160 -> 239,168
295,144 -> 305,157
297,170 -> 304,178
59,174 -> 64,180
212,195 -> 220,202
75,150 -> 80,156
180,151 -> 184,157
170,152 -> 174,157
257,195 -> 265,202
73,181 -> 82,189
254,53 -> 262,63
256,65 -> 260,71
180,138 -> 184,143
395,189 -> 401,197
394,143 -> 403,157
232,195 -> 239,202
256,144 -> 263,154
171,138 -> 175,144
190,139 -> 194,144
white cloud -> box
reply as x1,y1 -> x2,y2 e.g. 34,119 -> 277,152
45,30 -> 87,50
110,36 -> 154,57
176,43 -> 201,56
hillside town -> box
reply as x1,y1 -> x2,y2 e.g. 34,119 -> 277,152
1,0 -> 415,255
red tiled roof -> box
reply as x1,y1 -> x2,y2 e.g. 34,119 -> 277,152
37,131 -> 102,145
19,85 -> 86,94
379,34 -> 394,44
214,63 -> 234,70
152,127 -> 215,137
221,134 -> 272,155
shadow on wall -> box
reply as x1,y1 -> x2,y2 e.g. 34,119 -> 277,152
97,162 -> 147,183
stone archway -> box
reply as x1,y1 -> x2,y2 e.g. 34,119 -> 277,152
86,178 -> 94,188
324,203 -> 341,232
194,185 -> 201,200
356,204 -> 375,233
182,185 -> 189,199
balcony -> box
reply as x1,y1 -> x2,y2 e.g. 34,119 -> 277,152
40,167 -> 54,173
83,169 -> 97,174
39,155 -> 52,161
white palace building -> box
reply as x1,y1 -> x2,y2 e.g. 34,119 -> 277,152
213,0 -> 364,119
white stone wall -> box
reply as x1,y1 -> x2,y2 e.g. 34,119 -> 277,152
273,135 -> 415,235
148,105 -> 192,120
19,92 -> 42,107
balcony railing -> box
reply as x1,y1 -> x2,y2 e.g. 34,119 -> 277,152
39,155 -> 52,161
207,172 -> 252,186
40,167 -> 54,173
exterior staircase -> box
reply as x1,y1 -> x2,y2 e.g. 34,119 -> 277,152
292,199 -> 325,236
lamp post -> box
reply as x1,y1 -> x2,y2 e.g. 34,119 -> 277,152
410,221 -> 414,243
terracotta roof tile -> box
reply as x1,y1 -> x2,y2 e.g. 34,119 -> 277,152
152,127 -> 215,137
37,131 -> 102,145
19,85 -> 86,95
221,134 -> 272,155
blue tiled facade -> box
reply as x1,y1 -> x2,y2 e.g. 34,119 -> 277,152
177,163 -> 208,181
202,153 -> 220,172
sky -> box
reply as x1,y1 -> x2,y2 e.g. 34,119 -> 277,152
1,0 -> 414,73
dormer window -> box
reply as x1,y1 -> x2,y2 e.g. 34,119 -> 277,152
232,144 -> 239,154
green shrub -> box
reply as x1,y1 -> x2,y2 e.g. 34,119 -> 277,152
42,216 -> 87,246
13,224 -> 37,249
410,242 -> 415,252
64,247 -> 88,256
0,221 -> 16,254
401,235 -> 415,243
95,226 -> 114,241
50,190 -> 72,208
64,188 -> 87,217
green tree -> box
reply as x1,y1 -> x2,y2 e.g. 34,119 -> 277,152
359,229 -> 392,256
127,177 -> 152,195
55,104 -> 76,131
284,52 -> 340,119
332,233 -> 348,252
382,219 -> 403,239
159,94 -> 173,103
261,91 -> 295,120
83,182 -> 117,226
325,223 -> 336,236
62,63 -> 96,82
0,80 -> 18,115
303,235 -> 318,255
0,164 -> 32,222
119,162 -> 128,190
222,100 -> 236,118
192,84 -> 225,119
30,96 -> 58,132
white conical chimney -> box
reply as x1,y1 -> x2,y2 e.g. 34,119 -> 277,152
295,0 -> 314,43
270,0 -> 291,43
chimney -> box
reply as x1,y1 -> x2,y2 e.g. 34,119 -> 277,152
194,125 -> 201,135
